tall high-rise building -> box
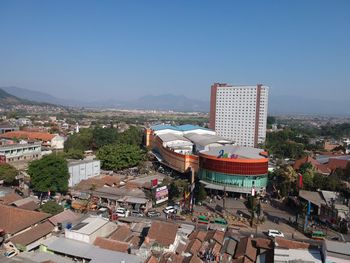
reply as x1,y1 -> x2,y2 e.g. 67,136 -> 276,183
209,83 -> 269,147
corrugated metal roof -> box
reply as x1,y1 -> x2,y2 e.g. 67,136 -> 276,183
202,145 -> 265,159
157,133 -> 192,143
184,133 -> 231,148
42,236 -> 142,263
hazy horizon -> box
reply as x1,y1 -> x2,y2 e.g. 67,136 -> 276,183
0,1 -> 349,107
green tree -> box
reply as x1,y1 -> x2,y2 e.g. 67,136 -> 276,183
0,164 -> 17,184
116,126 -> 144,146
97,144 -> 144,170
168,182 -> 180,202
64,149 -> 84,160
92,127 -> 119,149
28,154 -> 70,193
194,181 -> 207,203
40,201 -> 64,215
64,128 -> 93,152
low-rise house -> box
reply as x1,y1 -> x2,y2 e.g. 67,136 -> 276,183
40,236 -> 143,263
0,142 -> 41,163
10,220 -> 54,251
0,131 -> 64,150
293,156 -> 331,175
65,216 -> 118,244
144,221 -> 180,253
0,204 -> 50,241
10,196 -> 39,211
48,209 -> 82,231
233,237 -> 257,263
274,237 -> 322,263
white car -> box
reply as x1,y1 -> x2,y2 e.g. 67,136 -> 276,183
163,206 -> 177,214
268,229 -> 284,238
4,250 -> 18,258
115,207 -> 130,218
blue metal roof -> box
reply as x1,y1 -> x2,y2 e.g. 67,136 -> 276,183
150,124 -> 180,131
177,124 -> 210,131
151,124 -> 210,132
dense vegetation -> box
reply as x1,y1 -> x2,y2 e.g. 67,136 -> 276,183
40,200 -> 64,215
96,144 -> 145,171
0,163 -> 18,184
28,154 -> 70,194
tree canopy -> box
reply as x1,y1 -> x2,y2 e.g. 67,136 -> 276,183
91,127 -> 119,149
96,144 -> 145,170
0,163 -> 17,184
64,128 -> 93,152
28,154 -> 70,193
40,200 -> 64,215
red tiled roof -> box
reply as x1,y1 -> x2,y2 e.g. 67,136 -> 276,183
274,237 -> 311,249
252,238 -> 273,250
328,158 -> 349,170
147,221 -> 178,247
234,237 -> 257,262
186,238 -> 202,255
93,237 -> 129,253
0,192 -> 22,205
16,200 -> 39,211
0,131 -> 56,141
293,156 -> 331,174
0,204 -> 50,234
109,225 -> 132,242
48,210 -> 81,226
146,256 -> 158,263
10,221 -> 54,246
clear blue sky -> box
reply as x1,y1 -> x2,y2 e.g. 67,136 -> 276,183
0,0 -> 349,102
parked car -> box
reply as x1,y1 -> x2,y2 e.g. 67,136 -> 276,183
147,210 -> 161,217
131,210 -> 144,217
115,207 -> 130,218
4,250 -> 18,258
163,206 -> 177,214
267,229 -> 284,238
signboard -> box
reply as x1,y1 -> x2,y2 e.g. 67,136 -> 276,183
155,186 -> 168,204
0,155 -> 6,164
151,178 -> 158,188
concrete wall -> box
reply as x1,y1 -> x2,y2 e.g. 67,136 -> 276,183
68,160 -> 101,187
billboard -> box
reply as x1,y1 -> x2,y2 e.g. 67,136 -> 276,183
155,185 -> 168,204
0,155 -> 6,164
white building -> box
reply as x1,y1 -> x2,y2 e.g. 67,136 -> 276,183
68,159 -> 101,187
0,142 -> 41,163
209,83 -> 269,147
65,216 -> 117,244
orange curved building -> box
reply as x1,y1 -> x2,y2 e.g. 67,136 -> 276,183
145,125 -> 269,194
198,147 -> 268,194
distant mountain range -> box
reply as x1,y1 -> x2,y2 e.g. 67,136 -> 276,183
1,87 -> 210,112
0,88 -> 67,112
1,86 -> 349,115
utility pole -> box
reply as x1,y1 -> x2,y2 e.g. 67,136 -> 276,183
223,186 -> 226,211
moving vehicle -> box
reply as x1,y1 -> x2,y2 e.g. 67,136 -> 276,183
163,206 -> 177,214
267,229 -> 284,238
147,210 -> 161,217
115,207 -> 130,218
197,215 -> 210,224
131,210 -> 144,217
311,230 -> 326,240
212,218 -> 228,225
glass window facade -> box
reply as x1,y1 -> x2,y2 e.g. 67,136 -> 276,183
200,169 -> 267,189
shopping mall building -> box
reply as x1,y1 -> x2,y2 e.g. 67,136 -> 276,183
145,124 -> 268,195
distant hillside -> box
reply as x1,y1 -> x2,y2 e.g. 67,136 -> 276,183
0,88 -> 30,105
1,86 -> 82,106
2,87 -> 210,112
0,88 -> 66,112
